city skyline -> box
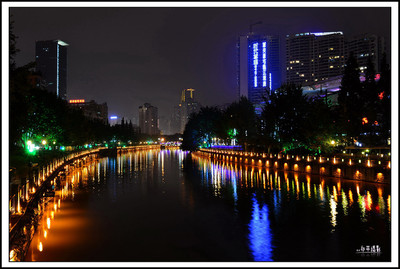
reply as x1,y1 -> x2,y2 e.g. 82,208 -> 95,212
4,2 -> 398,266
9,4 -> 392,125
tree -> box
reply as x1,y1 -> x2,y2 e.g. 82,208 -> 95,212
9,15 -> 19,71
224,97 -> 258,150
181,106 -> 222,151
377,53 -> 391,142
303,96 -> 336,154
337,53 -> 363,142
358,56 -> 381,145
262,83 -> 309,152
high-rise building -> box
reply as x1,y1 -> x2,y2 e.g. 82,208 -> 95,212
68,99 -> 108,124
178,88 -> 200,133
286,32 -> 345,85
35,40 -> 69,100
346,33 -> 385,74
166,88 -> 201,134
237,33 -> 281,114
138,103 -> 159,136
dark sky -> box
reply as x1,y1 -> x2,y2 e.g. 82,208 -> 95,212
10,6 -> 392,128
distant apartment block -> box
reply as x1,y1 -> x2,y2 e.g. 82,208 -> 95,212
139,103 -> 159,136
346,33 -> 385,74
286,32 -> 345,85
68,99 -> 108,124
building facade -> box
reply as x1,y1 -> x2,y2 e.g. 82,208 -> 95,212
68,99 -> 108,124
138,103 -> 159,136
165,88 -> 201,135
346,33 -> 385,74
286,32 -> 345,85
237,34 -> 281,114
35,40 -> 69,100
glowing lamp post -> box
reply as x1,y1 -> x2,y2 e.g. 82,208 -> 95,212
26,140 -> 36,154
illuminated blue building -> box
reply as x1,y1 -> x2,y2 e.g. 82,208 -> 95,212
238,34 -> 281,114
35,40 -> 69,100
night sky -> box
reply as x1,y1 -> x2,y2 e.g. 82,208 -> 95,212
10,5 -> 392,130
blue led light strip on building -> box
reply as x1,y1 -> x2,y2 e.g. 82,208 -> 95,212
269,73 -> 272,90
262,42 -> 267,87
56,44 -> 59,97
253,43 -> 259,87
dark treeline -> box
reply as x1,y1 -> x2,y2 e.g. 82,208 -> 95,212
182,53 -> 391,154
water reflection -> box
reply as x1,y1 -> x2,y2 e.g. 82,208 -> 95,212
23,149 -> 390,262
192,154 -> 390,223
191,153 -> 391,261
329,196 -> 338,230
248,194 -> 273,261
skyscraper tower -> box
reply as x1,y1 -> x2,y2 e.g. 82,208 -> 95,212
35,40 -> 69,100
178,88 -> 200,133
139,103 -> 159,136
237,33 -> 281,114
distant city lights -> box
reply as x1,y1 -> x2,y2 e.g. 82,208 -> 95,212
69,99 -> 85,103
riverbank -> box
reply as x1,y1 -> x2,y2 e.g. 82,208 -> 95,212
9,148 -> 103,262
197,149 -> 391,184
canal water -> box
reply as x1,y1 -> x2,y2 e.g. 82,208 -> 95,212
24,149 -> 391,262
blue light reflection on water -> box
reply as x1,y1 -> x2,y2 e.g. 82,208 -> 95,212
249,194 -> 273,261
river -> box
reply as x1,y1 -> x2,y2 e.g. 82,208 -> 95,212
24,148 -> 391,262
